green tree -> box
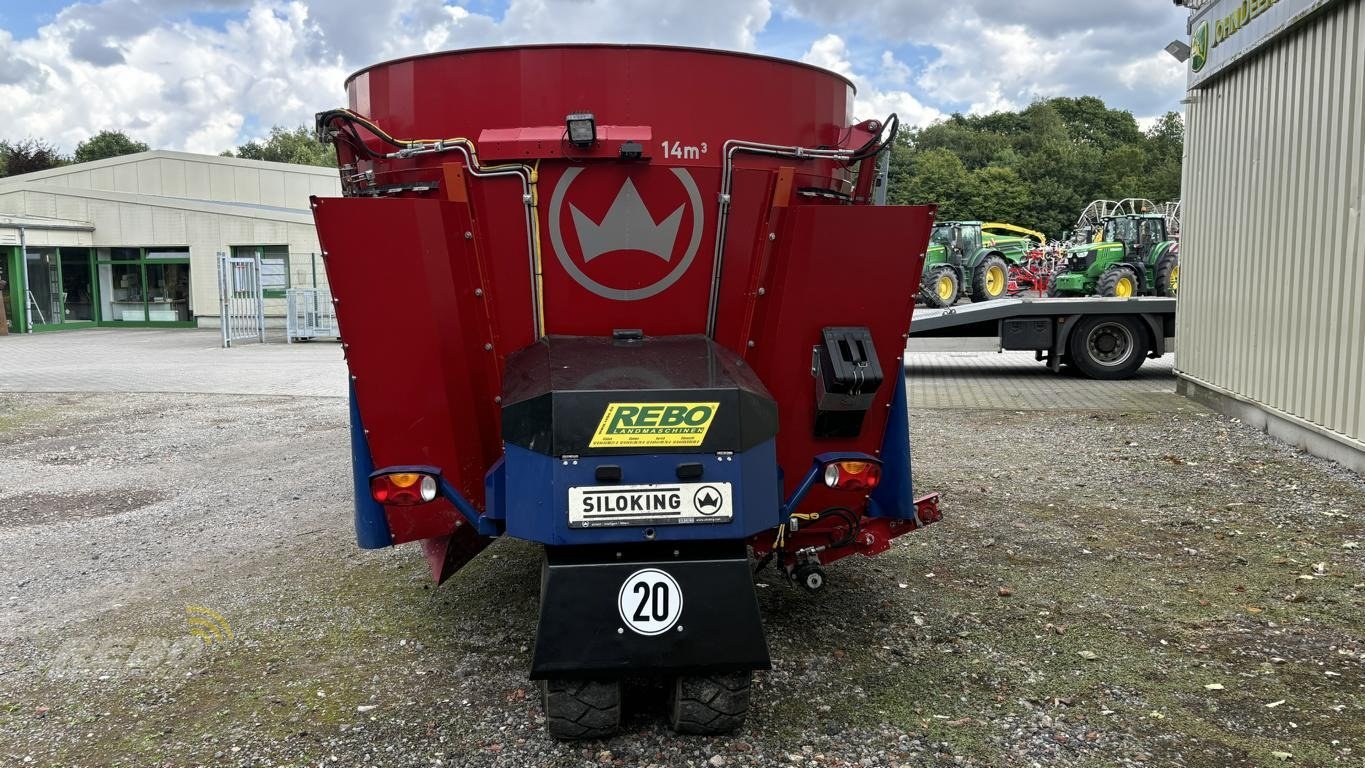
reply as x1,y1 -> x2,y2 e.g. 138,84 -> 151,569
74,130 -> 150,163
892,147 -> 973,219
1141,112 -> 1185,202
224,125 -> 335,167
0,139 -> 68,177
966,166 -> 1029,224
888,96 -> 1184,238
1047,96 -> 1143,150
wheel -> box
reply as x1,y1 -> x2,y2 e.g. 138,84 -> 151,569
793,562 -> 826,593
1096,267 -> 1138,298
667,671 -> 752,735
1045,272 -> 1067,298
1067,315 -> 1149,380
1155,253 -> 1179,297
971,256 -> 1009,302
921,267 -> 959,308
541,678 -> 621,739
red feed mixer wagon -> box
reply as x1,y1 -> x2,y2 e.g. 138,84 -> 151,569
311,44 -> 941,738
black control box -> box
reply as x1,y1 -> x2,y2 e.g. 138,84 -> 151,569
813,326 -> 883,438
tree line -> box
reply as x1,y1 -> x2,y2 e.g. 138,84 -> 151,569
0,126 -> 334,178
886,96 -> 1183,239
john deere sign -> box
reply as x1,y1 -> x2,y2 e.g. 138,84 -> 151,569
1191,21 -> 1209,72
1188,0 -> 1337,87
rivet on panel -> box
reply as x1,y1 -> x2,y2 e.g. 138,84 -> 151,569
756,287 -> 765,296
747,340 -> 755,348
464,231 -> 473,239
474,288 -> 484,297
768,233 -> 776,241
494,396 -> 502,404
484,343 -> 493,351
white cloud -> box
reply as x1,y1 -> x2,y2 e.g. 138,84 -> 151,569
783,0 -> 1189,119
0,0 -> 1187,155
0,0 -> 773,154
800,34 -> 941,128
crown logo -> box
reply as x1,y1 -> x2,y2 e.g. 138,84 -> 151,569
570,179 -> 684,263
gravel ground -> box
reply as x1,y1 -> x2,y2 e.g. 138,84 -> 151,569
1,390 -> 1362,767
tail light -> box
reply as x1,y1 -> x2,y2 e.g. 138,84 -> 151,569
823,460 -> 881,491
370,471 -> 439,505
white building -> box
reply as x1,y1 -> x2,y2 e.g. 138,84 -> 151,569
1178,0 -> 1365,472
0,151 -> 339,333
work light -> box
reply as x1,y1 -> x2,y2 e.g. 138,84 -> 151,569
566,112 -> 597,147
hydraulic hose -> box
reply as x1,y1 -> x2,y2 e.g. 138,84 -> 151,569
317,109 -> 547,337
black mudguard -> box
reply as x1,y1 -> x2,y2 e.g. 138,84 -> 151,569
530,541 -> 771,679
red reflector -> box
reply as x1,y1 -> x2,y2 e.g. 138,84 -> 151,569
823,460 -> 882,491
370,472 -> 439,506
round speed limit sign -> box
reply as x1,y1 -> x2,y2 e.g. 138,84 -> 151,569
617,568 -> 683,636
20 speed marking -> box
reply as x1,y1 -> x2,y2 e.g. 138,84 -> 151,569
617,568 -> 683,636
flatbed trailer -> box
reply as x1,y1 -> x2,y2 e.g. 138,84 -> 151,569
909,297 -> 1176,380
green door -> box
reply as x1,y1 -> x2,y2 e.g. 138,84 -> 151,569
24,247 -> 97,331
1,246 -> 21,333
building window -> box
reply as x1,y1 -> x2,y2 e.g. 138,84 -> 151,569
95,246 -> 192,324
232,245 -> 289,297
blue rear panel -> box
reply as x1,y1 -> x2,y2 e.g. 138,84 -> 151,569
500,439 -> 781,546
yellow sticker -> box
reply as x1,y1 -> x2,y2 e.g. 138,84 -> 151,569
589,402 -> 719,448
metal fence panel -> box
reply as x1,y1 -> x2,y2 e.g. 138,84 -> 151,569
217,252 -> 265,348
285,288 -> 339,343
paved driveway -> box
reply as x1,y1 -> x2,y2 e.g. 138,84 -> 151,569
905,337 -> 1183,412
0,329 -> 1182,412
0,329 -> 346,398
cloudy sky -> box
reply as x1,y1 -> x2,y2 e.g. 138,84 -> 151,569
0,0 -> 1191,155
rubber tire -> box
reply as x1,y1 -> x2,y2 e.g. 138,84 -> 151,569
542,678 -> 622,740
1096,267 -> 1138,298
1045,273 -> 1066,298
1155,253 -> 1178,297
921,267 -> 960,308
1067,315 -> 1149,380
667,671 -> 752,735
794,563 -> 826,593
971,256 -> 1009,302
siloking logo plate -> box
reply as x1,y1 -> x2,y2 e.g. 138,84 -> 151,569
589,402 -> 719,448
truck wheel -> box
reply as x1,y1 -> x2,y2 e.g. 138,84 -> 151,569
542,678 -> 621,739
1067,316 -> 1149,380
668,671 -> 752,735
921,267 -> 959,308
1097,268 -> 1138,298
1155,253 -> 1179,297
971,256 -> 1008,302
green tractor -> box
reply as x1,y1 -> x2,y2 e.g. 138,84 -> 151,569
919,221 -> 1037,308
1049,213 -> 1179,298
